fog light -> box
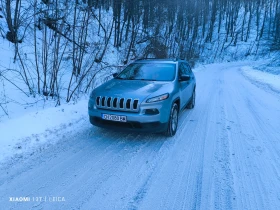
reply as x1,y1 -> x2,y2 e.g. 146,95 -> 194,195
145,108 -> 159,115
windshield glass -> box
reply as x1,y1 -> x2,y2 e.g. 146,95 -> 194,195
116,63 -> 176,81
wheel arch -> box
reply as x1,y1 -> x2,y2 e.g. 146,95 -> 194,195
172,97 -> 180,111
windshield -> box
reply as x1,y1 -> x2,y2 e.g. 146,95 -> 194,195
116,63 -> 176,81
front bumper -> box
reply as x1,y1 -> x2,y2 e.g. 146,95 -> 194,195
89,116 -> 168,133
88,98 -> 171,133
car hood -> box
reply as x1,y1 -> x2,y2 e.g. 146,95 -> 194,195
94,79 -> 171,101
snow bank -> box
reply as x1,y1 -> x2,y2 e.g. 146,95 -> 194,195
240,66 -> 280,93
0,100 -> 88,163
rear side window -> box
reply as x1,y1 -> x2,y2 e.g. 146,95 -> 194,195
185,63 -> 192,74
179,63 -> 188,76
179,63 -> 192,76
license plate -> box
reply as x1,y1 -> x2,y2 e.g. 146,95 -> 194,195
102,114 -> 127,122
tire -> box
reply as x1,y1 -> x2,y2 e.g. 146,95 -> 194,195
166,103 -> 179,137
187,89 -> 195,109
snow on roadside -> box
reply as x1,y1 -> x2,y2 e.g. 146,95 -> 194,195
240,66 -> 280,93
0,99 -> 89,163
192,60 -> 259,73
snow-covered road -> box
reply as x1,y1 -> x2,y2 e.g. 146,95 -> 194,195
1,63 -> 280,210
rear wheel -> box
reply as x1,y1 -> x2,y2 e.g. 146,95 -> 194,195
166,103 -> 179,137
187,89 -> 195,109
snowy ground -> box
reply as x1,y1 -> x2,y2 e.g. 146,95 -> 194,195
0,99 -> 88,163
1,61 -> 280,210
240,66 -> 280,93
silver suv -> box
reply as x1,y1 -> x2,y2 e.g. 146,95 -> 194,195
88,59 -> 196,136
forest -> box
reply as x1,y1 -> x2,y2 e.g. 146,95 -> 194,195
0,0 -> 279,105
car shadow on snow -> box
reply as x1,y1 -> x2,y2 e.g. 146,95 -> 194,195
88,126 -> 169,143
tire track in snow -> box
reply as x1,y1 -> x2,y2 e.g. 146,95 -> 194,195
224,89 -> 267,210
135,66 -> 236,210
223,67 -> 280,210
0,124 -> 161,210
0,126 -> 130,209
80,134 -> 167,210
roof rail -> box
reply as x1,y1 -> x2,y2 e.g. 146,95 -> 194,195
136,58 -> 182,61
135,57 -> 186,61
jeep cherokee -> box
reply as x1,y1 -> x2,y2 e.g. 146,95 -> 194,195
88,58 -> 196,136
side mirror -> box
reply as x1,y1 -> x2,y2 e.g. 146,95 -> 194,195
180,75 -> 190,81
112,73 -> 118,78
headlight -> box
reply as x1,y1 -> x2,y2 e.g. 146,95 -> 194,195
146,93 -> 169,103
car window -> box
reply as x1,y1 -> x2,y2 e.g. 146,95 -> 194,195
116,63 -> 176,81
179,63 -> 186,77
181,63 -> 192,75
185,63 -> 192,74
179,62 -> 190,76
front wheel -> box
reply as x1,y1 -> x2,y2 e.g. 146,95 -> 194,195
187,89 -> 195,109
166,103 -> 179,137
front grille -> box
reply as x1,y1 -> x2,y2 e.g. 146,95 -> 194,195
96,96 -> 139,112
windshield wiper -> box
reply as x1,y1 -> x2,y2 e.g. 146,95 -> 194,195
138,78 -> 157,81
115,77 -> 155,81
